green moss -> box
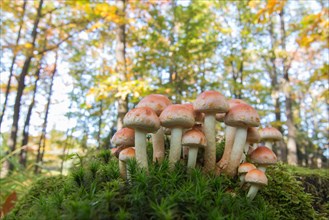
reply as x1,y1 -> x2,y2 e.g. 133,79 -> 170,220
5,150 -> 325,220
260,163 -> 324,220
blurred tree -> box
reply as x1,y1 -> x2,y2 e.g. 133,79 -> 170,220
0,0 -> 27,129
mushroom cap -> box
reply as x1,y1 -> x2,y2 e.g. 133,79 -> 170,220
215,113 -> 225,122
245,169 -> 268,186
193,90 -> 229,114
250,146 -> 277,166
182,128 -> 207,148
228,99 -> 248,109
238,162 -> 257,175
259,127 -> 283,141
246,127 -> 261,143
224,103 -> 260,128
136,94 -> 172,116
111,128 -> 135,147
183,103 -> 204,123
119,147 -> 135,161
123,107 -> 160,133
111,147 -> 119,155
159,104 -> 195,129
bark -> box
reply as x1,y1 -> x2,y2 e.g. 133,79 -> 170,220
19,62 -> 41,167
268,18 -> 287,162
7,0 -> 43,171
115,0 -> 128,130
279,9 -> 298,165
34,51 -> 58,174
0,0 -> 27,128
60,93 -> 74,174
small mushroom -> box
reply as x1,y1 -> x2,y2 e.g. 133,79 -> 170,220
238,162 -> 256,186
119,147 -> 135,180
136,94 -> 172,163
245,169 -> 268,200
111,127 -> 135,158
222,103 -> 260,177
182,128 -> 207,170
259,127 -> 282,150
159,104 -> 195,168
216,99 -> 248,173
123,107 -> 160,170
193,91 -> 229,172
250,146 -> 277,172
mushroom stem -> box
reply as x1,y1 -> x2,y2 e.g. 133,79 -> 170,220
224,127 -> 247,177
265,141 -> 273,150
135,129 -> 148,170
152,127 -> 165,163
168,127 -> 183,167
239,174 -> 246,186
119,160 -> 127,179
187,147 -> 199,169
247,184 -> 261,200
203,113 -> 216,172
240,143 -> 249,163
217,126 -> 236,171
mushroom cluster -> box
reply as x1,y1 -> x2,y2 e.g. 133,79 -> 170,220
110,91 -> 281,200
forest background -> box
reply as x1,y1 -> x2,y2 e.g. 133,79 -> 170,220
0,0 -> 328,178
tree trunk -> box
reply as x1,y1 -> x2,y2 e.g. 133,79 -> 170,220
115,0 -> 128,130
268,18 -> 287,162
97,100 -> 103,149
7,0 -> 44,171
34,51 -> 58,174
19,62 -> 41,167
279,9 -> 298,165
0,0 -> 27,129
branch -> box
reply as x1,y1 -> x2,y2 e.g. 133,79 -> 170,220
37,27 -> 87,55
41,7 -> 60,17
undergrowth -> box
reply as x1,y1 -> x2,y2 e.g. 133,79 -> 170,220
4,148 -> 325,220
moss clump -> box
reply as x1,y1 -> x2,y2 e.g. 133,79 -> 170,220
292,168 -> 329,219
260,163 -> 323,220
5,150 -> 324,220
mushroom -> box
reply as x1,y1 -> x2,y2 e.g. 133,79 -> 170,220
119,147 -> 135,180
159,104 -> 195,168
222,103 -> 260,177
181,128 -> 207,170
110,147 -> 119,156
259,127 -> 283,150
250,146 -> 277,172
183,103 -> 205,125
238,162 -> 256,186
216,99 -> 248,173
136,94 -> 171,163
111,127 -> 135,158
193,91 -> 229,172
215,113 -> 225,122
240,127 -> 260,163
182,104 -> 204,162
245,169 -> 268,200
123,107 -> 160,170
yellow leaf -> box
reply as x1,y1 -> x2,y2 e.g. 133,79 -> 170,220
24,43 -> 33,49
248,0 -> 260,9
